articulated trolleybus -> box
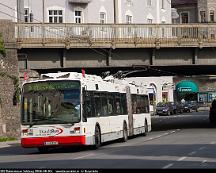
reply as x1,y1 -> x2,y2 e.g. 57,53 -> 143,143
21,72 -> 151,153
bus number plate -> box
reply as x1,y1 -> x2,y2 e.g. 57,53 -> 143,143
44,141 -> 58,146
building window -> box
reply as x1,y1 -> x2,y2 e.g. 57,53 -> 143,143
75,10 -> 82,23
100,12 -> 106,24
147,0 -> 152,6
181,12 -> 189,23
210,10 -> 214,22
126,15 -> 132,24
49,10 -> 63,23
126,15 -> 132,33
200,11 -> 206,23
162,0 -> 165,9
148,19 -> 153,36
126,0 -> 133,6
148,19 -> 153,24
100,12 -> 106,31
24,8 -> 29,23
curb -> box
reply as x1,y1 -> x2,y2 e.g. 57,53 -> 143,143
0,140 -> 20,148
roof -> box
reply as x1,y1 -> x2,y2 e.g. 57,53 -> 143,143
172,0 -> 197,6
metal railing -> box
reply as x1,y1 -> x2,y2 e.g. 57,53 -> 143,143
15,23 -> 216,48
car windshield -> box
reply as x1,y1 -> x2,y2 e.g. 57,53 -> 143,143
21,80 -> 81,126
157,102 -> 166,107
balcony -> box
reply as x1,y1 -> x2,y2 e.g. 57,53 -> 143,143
68,0 -> 91,3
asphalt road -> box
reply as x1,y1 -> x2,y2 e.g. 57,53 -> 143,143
0,110 -> 215,169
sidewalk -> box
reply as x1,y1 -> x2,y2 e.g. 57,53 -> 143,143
198,106 -> 210,111
0,140 -> 20,148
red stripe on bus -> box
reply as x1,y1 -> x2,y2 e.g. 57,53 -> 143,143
21,136 -> 86,148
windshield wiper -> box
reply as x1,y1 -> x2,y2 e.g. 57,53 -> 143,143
28,116 -> 76,127
29,117 -> 49,128
46,118 -> 75,125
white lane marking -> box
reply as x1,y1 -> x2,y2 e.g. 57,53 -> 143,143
177,157 -> 187,161
198,147 -> 206,150
162,163 -> 174,169
188,151 -> 196,156
202,160 -> 207,164
73,153 -> 95,160
0,145 -> 9,148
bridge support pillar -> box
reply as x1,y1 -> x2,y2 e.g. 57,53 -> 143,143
193,48 -> 198,64
61,49 -> 67,68
106,48 -> 112,66
151,48 -> 156,65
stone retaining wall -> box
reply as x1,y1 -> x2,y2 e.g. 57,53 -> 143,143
0,20 -> 20,138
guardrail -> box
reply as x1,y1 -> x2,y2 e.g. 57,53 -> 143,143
15,23 -> 216,48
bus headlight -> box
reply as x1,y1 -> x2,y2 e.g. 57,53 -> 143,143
74,127 -> 81,134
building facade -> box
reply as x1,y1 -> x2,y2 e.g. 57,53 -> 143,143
126,76 -> 174,115
0,0 -> 17,22
172,0 -> 216,23
22,0 -> 171,24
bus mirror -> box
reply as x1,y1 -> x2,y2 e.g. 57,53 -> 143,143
83,113 -> 87,122
83,86 -> 87,92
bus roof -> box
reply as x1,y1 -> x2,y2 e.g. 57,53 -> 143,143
23,72 -> 148,95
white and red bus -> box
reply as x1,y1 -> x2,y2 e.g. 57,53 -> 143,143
21,72 -> 151,153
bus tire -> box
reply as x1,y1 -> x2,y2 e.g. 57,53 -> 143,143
38,147 -> 49,153
94,125 -> 101,149
143,119 -> 148,136
122,122 -> 128,142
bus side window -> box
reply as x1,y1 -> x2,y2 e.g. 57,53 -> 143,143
94,92 -> 102,117
140,95 -> 149,113
144,95 -> 150,113
115,94 -> 122,115
101,93 -> 108,116
83,91 -> 93,118
121,93 -> 128,115
107,93 -> 114,115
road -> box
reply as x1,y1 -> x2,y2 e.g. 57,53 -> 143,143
0,111 -> 215,169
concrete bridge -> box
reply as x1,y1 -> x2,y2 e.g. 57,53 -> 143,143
14,23 -> 216,76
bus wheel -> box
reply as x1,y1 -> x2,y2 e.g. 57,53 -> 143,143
94,126 -> 101,149
38,147 -> 49,153
122,122 -> 128,142
143,120 -> 148,136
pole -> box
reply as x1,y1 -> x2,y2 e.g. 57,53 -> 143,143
42,0 -> 45,23
113,0 -> 116,24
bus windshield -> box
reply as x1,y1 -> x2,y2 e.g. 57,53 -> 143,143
21,80 -> 81,126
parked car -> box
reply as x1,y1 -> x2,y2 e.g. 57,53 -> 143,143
167,102 -> 177,114
175,102 -> 184,114
183,101 -> 199,112
168,102 -> 184,114
156,102 -> 174,116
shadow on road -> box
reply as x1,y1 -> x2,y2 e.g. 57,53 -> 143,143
151,111 -> 215,131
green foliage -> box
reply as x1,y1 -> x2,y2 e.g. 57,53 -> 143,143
0,137 -> 17,142
0,33 -> 6,57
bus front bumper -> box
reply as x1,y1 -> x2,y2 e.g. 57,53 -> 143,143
21,136 -> 86,148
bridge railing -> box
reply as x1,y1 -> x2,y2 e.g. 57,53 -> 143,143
15,23 -> 216,48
